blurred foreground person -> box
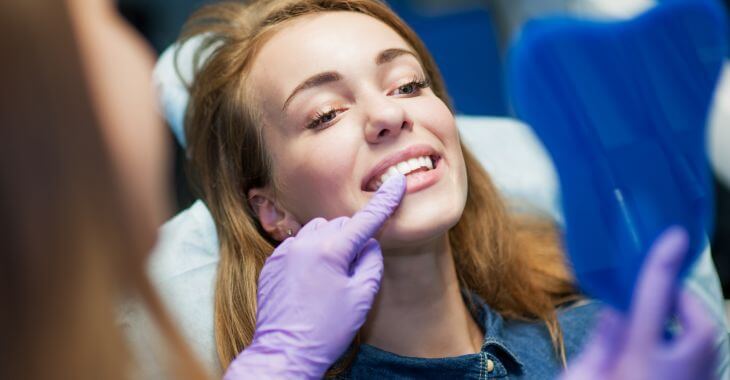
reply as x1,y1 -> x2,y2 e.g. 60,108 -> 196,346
0,0 -> 207,379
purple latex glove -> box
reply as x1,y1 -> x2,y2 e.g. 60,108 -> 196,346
562,227 -> 720,380
223,174 -> 406,380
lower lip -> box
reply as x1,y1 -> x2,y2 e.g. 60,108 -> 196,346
404,158 -> 444,194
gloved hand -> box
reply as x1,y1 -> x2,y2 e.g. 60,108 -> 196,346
223,174 -> 407,380
562,227 -> 719,380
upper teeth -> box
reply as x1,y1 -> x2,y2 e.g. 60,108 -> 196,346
370,156 -> 434,190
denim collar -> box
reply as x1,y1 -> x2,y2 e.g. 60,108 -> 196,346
351,291 -> 526,377
468,292 -> 525,373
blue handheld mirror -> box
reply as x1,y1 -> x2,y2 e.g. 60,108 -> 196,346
507,0 -> 727,310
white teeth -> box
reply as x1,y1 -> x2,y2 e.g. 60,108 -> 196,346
379,167 -> 399,185
396,162 -> 410,175
387,166 -> 399,178
369,155 -> 436,191
407,158 -> 421,171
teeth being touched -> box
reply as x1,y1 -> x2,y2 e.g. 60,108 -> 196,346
407,158 -> 421,171
396,162 -> 410,174
374,155 -> 435,190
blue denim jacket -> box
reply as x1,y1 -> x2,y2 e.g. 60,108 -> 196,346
337,294 -> 600,379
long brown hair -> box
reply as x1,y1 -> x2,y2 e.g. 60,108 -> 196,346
0,2 -> 208,379
180,0 -> 579,373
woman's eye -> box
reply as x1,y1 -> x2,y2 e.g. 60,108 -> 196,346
307,109 -> 341,130
391,78 -> 430,96
320,110 -> 337,123
400,83 -> 417,94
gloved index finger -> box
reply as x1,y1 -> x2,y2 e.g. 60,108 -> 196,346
627,226 -> 688,348
343,173 -> 406,248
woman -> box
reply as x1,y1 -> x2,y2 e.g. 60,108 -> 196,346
178,0 -> 725,378
180,0 -> 590,377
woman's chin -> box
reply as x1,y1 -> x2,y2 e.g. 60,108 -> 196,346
377,167 -> 466,246
378,212 -> 460,251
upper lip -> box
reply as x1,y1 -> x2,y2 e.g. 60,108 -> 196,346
361,144 -> 440,191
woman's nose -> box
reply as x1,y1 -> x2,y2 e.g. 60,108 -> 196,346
363,97 -> 412,143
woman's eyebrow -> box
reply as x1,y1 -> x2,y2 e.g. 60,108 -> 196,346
282,71 -> 341,111
282,48 -> 419,111
375,48 -> 418,65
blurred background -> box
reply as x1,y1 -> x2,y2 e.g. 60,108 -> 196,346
117,0 -> 730,298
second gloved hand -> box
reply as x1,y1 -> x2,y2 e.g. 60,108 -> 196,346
561,227 -> 720,380
224,174 -> 407,380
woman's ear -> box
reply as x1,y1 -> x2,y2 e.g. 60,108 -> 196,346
247,188 -> 301,241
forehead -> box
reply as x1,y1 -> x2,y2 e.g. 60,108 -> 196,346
249,11 -> 414,98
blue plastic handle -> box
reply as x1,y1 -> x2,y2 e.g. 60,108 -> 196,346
507,0 -> 727,310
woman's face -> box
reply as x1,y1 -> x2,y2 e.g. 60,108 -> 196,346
249,11 -> 467,248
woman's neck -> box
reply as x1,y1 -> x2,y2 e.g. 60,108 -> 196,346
361,235 -> 484,358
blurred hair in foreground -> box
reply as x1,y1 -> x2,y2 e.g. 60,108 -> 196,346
0,1 -> 206,379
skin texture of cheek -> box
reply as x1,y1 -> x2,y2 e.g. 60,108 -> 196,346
273,132 -> 365,223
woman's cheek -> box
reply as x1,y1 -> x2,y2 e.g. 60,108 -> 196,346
281,144 -> 359,221
411,97 -> 456,135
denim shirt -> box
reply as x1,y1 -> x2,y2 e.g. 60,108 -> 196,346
337,294 -> 600,379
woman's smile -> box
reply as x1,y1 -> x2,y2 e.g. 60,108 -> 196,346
361,144 -> 444,194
